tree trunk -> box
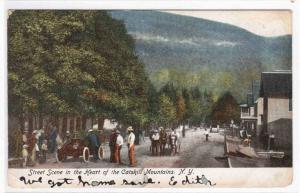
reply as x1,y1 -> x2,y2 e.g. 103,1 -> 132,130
182,124 -> 186,138
76,117 -> 82,131
73,117 -> 77,133
135,125 -> 140,145
39,114 -> 43,129
81,116 -> 87,130
86,118 -> 92,130
58,117 -> 63,135
28,116 -> 33,133
18,115 -> 25,132
66,117 -> 70,132
97,117 -> 105,130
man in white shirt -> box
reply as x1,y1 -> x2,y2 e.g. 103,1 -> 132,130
115,130 -> 123,164
151,130 -> 160,156
127,126 -> 136,167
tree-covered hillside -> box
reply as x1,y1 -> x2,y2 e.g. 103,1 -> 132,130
110,11 -> 292,102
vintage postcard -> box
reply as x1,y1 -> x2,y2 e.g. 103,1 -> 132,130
6,9 -> 293,190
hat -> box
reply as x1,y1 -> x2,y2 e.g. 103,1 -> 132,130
23,144 -> 28,148
88,129 -> 93,132
66,130 -> 70,134
116,130 -> 120,134
127,126 -> 134,132
32,130 -> 38,134
154,129 -> 158,133
159,127 -> 163,130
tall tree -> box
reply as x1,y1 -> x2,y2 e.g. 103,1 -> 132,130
8,10 -> 150,132
158,94 -> 176,127
211,92 -> 240,125
176,94 -> 186,124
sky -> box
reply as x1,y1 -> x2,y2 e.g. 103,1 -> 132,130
164,11 -> 292,37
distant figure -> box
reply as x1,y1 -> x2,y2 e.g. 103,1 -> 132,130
127,126 -> 136,167
87,129 -> 100,161
141,130 -> 145,142
175,129 -> 181,153
49,126 -> 57,153
169,129 -> 178,156
109,129 -> 117,163
204,128 -> 209,142
56,133 -> 64,151
115,130 -> 123,164
159,127 -> 168,156
38,128 -> 45,149
64,130 -> 71,144
269,132 -> 276,150
22,144 -> 29,167
151,130 -> 160,156
40,139 -> 48,163
28,130 -> 38,164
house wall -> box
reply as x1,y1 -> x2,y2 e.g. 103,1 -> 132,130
267,97 -> 292,149
267,97 -> 292,123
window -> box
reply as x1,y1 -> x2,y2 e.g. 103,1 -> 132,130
289,98 -> 292,111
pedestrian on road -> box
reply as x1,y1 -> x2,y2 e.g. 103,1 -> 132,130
204,128 -> 209,142
28,130 -> 38,165
159,127 -> 167,156
109,129 -> 117,163
22,144 -> 29,167
269,132 -> 276,150
115,130 -> 123,164
141,130 -> 145,142
64,130 -> 71,144
49,126 -> 57,153
151,129 -> 160,156
175,129 -> 181,153
127,126 -> 136,167
169,129 -> 178,156
40,139 -> 48,163
87,129 -> 100,161
38,128 -> 45,150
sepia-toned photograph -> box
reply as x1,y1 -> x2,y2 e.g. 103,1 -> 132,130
6,9 -> 293,188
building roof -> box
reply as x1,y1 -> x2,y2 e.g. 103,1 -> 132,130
259,71 -> 292,98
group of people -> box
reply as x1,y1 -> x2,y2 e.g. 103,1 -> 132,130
21,126 -> 61,167
150,127 -> 181,156
109,126 -> 137,167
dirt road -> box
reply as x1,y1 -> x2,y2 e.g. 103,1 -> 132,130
30,128 -> 228,168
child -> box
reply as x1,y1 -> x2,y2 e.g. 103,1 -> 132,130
40,139 -> 48,163
22,144 -> 29,167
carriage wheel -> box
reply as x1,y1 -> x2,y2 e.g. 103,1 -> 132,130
83,147 -> 90,163
98,146 -> 105,160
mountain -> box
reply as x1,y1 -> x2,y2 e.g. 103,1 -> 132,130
109,11 -> 292,102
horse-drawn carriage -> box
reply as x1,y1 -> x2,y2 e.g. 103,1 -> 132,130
149,128 -> 181,156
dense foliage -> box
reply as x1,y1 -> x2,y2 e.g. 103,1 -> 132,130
8,11 -> 150,129
8,10 -> 240,136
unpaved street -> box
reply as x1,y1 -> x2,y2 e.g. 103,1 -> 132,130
32,129 -> 228,168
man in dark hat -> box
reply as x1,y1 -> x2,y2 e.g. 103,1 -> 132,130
151,129 -> 160,156
87,129 -> 100,161
159,127 -> 167,156
109,129 -> 117,162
